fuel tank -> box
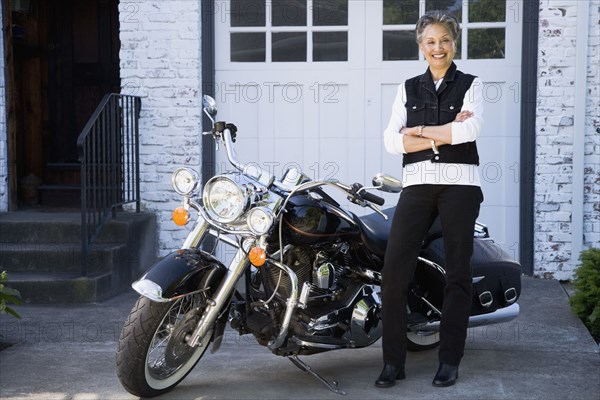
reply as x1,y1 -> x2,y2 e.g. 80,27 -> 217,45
282,191 -> 360,245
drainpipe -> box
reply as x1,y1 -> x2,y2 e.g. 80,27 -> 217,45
571,0 -> 590,269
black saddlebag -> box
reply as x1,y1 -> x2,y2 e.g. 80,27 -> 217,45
422,237 -> 522,316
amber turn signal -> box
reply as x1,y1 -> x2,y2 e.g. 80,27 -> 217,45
249,246 -> 267,267
172,207 -> 190,226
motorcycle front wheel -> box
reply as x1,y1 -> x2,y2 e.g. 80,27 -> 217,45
116,293 -> 214,397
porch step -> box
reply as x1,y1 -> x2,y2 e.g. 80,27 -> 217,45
4,271 -> 113,303
0,211 -> 157,304
0,243 -> 127,274
45,163 -> 81,185
0,211 -> 129,244
38,184 -> 80,208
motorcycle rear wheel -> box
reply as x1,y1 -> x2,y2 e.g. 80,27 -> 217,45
406,331 -> 440,351
116,294 -> 213,397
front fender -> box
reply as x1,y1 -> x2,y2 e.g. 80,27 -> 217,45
132,249 -> 227,302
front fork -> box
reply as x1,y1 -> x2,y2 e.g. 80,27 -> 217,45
180,217 -> 250,347
183,217 -> 299,350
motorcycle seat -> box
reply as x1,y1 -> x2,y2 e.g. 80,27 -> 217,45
354,208 -> 443,257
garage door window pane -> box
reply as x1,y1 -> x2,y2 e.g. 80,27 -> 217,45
231,0 -> 265,27
273,32 -> 307,61
468,28 -> 505,59
383,0 -> 419,25
426,0 -> 462,21
314,32 -> 348,61
383,30 -> 419,60
272,0 -> 307,27
231,32 -> 265,62
313,0 -> 348,26
469,0 -> 505,22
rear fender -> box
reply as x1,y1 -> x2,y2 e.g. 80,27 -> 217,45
132,249 -> 227,302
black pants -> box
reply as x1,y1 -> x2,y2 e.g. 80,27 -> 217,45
381,184 -> 483,367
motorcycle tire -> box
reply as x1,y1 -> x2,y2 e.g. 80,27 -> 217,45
116,294 -> 214,397
406,331 -> 440,351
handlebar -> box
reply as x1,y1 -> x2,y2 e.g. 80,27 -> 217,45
207,122 -> 275,188
350,183 -> 385,206
205,118 -> 388,219
361,190 -> 385,206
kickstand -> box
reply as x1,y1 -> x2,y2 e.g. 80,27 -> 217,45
287,355 -> 347,395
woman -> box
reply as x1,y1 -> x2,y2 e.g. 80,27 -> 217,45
376,11 -> 484,388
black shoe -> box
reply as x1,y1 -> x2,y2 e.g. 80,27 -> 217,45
432,363 -> 459,387
375,364 -> 406,388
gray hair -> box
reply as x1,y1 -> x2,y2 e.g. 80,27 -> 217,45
415,10 -> 460,45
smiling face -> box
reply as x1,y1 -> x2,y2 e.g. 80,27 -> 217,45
419,23 -> 456,75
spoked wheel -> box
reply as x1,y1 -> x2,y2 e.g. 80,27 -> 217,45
117,293 -> 214,398
406,330 -> 440,351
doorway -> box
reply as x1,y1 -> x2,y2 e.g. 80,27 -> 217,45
4,0 -> 120,208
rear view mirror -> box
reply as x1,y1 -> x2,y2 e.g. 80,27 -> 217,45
202,95 -> 218,123
372,173 -> 403,193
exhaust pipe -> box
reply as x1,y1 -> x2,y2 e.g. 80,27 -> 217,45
409,303 -> 520,333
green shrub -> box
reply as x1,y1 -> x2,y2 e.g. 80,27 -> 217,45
0,271 -> 21,319
569,248 -> 600,341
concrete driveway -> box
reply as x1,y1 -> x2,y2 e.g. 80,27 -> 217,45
1,277 -> 599,399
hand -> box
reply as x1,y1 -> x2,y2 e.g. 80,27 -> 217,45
454,111 -> 473,122
400,126 -> 421,136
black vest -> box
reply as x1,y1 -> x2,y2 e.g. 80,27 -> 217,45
402,62 -> 480,167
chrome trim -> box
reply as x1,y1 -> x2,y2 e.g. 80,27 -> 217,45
505,288 -> 517,304
132,279 -> 169,303
182,218 -> 210,249
479,291 -> 493,308
355,267 -> 381,283
207,229 -> 240,248
348,287 -> 383,347
189,197 -> 256,238
410,303 -> 520,332
267,259 -> 299,350
418,257 -> 446,275
188,247 -> 249,347
171,167 -> 199,195
298,282 -> 311,309
292,337 -> 342,350
306,285 -> 365,331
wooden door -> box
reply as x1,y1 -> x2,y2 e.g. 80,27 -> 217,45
47,0 -> 120,164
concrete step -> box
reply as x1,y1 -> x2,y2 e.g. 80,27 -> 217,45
38,185 -> 81,208
0,211 -> 130,244
0,211 -> 157,303
0,243 -> 127,274
4,271 -> 113,303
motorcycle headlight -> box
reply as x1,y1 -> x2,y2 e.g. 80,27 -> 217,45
247,207 -> 274,235
172,168 -> 199,195
203,176 -> 249,223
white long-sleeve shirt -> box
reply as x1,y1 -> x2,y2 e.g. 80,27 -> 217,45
384,77 -> 484,187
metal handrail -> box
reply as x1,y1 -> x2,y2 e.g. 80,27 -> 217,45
77,94 -> 142,276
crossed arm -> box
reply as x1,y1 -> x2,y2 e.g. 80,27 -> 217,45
383,77 -> 484,155
400,111 -> 473,153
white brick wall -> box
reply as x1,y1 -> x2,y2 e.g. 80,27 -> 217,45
119,0 -> 202,256
584,2 -> 600,252
535,0 -> 600,280
0,5 -> 7,212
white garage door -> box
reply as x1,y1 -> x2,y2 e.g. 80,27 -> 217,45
214,0 -> 522,257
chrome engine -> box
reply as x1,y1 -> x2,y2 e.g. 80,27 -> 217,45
262,245 -> 382,351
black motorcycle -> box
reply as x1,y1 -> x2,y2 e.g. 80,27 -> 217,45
116,95 -> 521,397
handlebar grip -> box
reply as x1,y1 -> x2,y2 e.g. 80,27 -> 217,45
362,191 -> 385,206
